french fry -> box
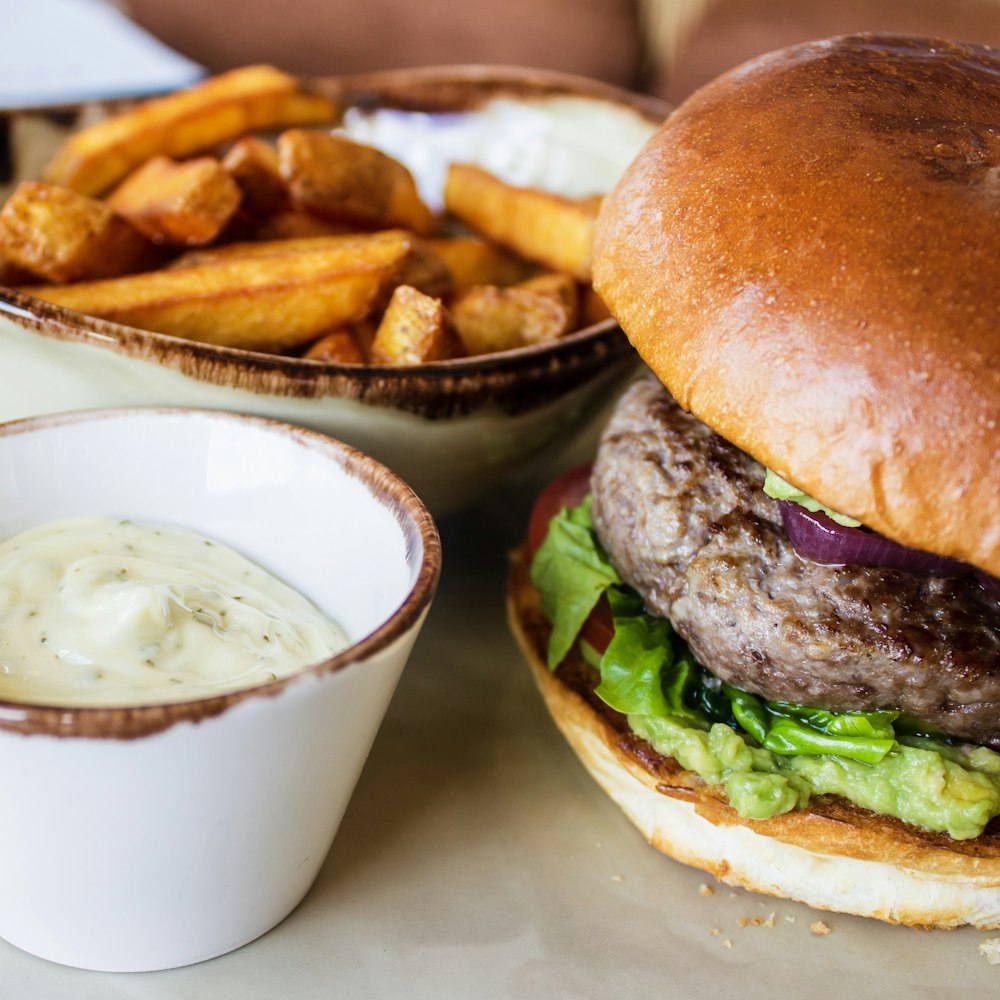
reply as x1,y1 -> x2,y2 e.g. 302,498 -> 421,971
426,235 -> 534,290
107,156 -> 242,246
23,231 -> 413,352
369,285 -> 456,364
516,272 -> 579,321
303,328 -> 366,363
170,232 -> 452,296
0,181 -> 153,282
450,279 -> 576,355
252,210 -> 353,241
43,65 -> 337,197
444,164 -> 600,281
278,129 -> 435,235
222,136 -> 290,217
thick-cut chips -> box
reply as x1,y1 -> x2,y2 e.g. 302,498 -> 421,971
252,210 -> 352,241
170,232 -> 452,297
23,231 -> 412,352
426,236 -> 534,290
444,164 -> 600,281
43,65 -> 337,197
107,156 -> 242,246
450,278 -> 576,355
369,284 -> 455,364
0,181 -> 153,282
278,130 -> 435,235
221,136 -> 290,218
303,328 -> 367,363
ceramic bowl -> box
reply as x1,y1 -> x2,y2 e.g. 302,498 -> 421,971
0,67 -> 666,514
0,407 -> 441,972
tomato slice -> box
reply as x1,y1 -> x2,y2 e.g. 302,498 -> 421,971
527,463 -> 593,556
527,462 -> 614,655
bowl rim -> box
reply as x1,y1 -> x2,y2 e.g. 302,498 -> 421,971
0,406 -> 443,740
0,64 -> 668,410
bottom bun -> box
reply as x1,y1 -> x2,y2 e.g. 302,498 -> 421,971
507,545 -> 1000,929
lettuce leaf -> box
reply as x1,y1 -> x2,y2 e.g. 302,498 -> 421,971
530,495 -> 620,669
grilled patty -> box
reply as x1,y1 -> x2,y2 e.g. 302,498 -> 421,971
590,377 -> 1000,746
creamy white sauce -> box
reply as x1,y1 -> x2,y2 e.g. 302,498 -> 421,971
339,97 -> 657,212
0,516 -> 349,706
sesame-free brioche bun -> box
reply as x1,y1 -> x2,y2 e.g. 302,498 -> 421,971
592,34 -> 1000,579
507,545 -> 1000,929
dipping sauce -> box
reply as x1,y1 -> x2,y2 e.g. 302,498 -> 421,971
0,516 -> 350,706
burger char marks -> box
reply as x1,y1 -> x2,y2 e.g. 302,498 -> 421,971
590,377 -> 1000,747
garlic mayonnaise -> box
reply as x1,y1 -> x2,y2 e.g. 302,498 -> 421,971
0,516 -> 349,706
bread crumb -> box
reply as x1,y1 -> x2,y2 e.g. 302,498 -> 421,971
723,939 -> 733,949
784,915 -> 796,924
611,874 -> 624,883
737,917 -> 749,928
709,927 -> 721,936
810,920 -> 832,936
979,938 -> 1000,964
698,883 -> 714,897
764,912 -> 777,929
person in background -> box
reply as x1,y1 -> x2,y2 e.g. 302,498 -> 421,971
125,0 -> 1000,103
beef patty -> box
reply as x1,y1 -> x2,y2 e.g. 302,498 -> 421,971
590,377 -> 1000,747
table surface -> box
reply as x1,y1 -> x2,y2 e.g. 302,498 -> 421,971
1,475 -> 996,999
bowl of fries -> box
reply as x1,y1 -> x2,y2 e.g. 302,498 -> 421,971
0,65 -> 666,513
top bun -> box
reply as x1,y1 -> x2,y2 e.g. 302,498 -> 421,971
593,34 -> 1000,577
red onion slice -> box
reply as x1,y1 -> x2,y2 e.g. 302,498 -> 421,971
778,501 -> 971,577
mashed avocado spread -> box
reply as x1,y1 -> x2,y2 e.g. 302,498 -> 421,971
531,496 -> 1000,841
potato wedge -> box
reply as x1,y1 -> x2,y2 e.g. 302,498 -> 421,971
252,210 -> 353,241
369,285 -> 455,364
0,181 -> 153,282
44,65 -> 337,197
222,136 -> 290,217
426,236 -> 533,290
516,272 -> 579,321
107,155 -> 242,246
444,164 -> 600,281
24,231 -> 413,352
170,232 -> 451,296
451,281 -> 575,355
278,129 -> 434,235
303,328 -> 366,363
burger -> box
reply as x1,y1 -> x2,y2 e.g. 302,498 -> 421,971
507,34 -> 1000,928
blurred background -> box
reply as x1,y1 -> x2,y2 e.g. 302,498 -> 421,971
122,0 -> 1000,104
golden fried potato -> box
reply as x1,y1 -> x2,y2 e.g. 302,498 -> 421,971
450,280 -> 575,355
0,181 -> 153,282
252,210 -> 353,241
44,65 -> 337,197
23,231 -> 413,352
369,285 -> 456,364
107,156 -> 242,246
426,235 -> 534,290
444,164 -> 600,281
303,328 -> 367,363
278,130 -> 434,235
221,136 -> 290,217
170,231 -> 451,296
516,272 -> 579,320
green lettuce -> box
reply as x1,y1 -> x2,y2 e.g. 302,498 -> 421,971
530,495 -> 620,669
